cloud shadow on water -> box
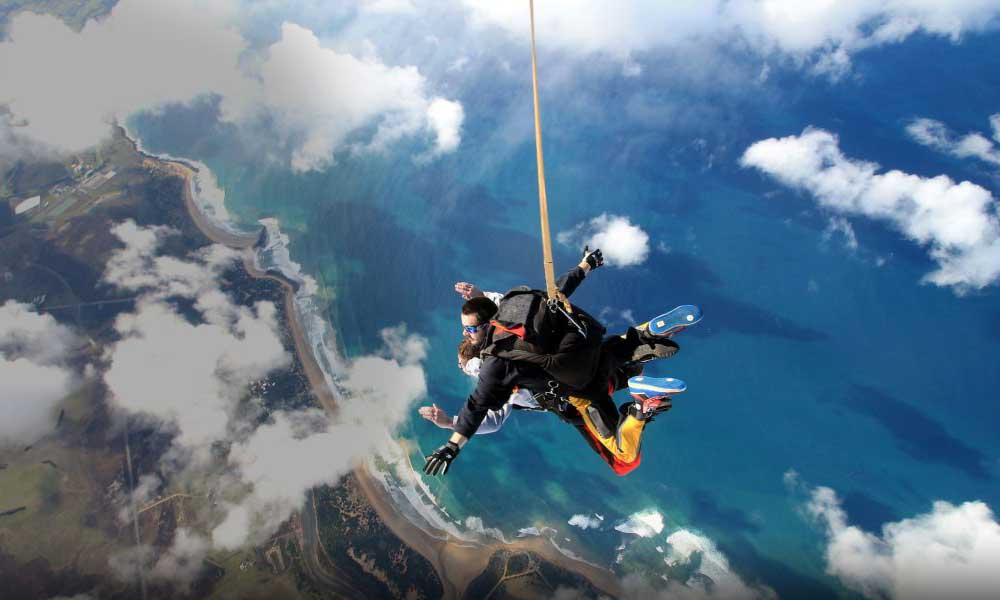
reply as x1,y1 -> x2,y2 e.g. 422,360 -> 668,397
698,292 -> 829,342
716,537 -> 839,600
580,251 -> 826,342
688,489 -> 760,534
841,490 -> 900,535
986,310 -> 1000,343
843,385 -> 990,481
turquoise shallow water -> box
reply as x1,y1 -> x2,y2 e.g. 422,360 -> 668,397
129,30 -> 1000,596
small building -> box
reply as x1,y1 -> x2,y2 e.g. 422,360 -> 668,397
14,196 -> 41,215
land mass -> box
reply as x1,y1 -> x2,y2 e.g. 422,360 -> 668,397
0,125 -> 620,599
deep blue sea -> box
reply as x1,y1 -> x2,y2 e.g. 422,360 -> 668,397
130,30 -> 1000,597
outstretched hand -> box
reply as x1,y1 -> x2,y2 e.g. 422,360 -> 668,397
418,403 -> 453,429
582,246 -> 604,271
423,441 -> 460,476
454,282 -> 485,300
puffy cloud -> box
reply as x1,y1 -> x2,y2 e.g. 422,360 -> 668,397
0,0 -> 461,169
907,115 -> 1000,167
104,296 -> 288,450
424,98 -> 464,157
0,301 -> 78,364
103,220 -> 240,301
99,220 -> 432,554
212,327 -> 428,549
558,526 -> 774,599
558,213 -> 650,268
259,23 -> 462,172
116,473 -> 163,525
568,513 -> 604,530
108,528 -> 210,591
462,0 -> 1000,77
149,528 -> 211,588
0,109 -> 62,175
0,0 -> 252,151
659,529 -> 776,600
741,127 -> 1000,291
823,216 -> 859,251
807,485 -> 1000,600
615,509 -> 664,537
462,1 -> 721,61
102,221 -> 289,449
360,0 -> 416,15
108,544 -> 155,584
0,301 -> 79,445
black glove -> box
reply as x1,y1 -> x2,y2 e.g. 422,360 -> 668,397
583,246 -> 604,270
423,441 -> 461,476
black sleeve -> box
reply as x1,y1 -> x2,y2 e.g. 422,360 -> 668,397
555,265 -> 587,298
453,356 -> 516,438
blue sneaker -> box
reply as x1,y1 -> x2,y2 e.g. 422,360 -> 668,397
628,376 -> 686,416
637,305 -> 703,339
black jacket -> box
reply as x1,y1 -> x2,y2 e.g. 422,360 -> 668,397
454,266 -> 594,438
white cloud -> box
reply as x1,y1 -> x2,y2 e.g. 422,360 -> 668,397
117,473 -> 163,525
462,1 -> 721,61
568,514 -> 603,530
108,544 -> 155,584
149,528 -> 211,589
98,220 -> 431,554
907,115 -> 1000,167
108,528 -> 209,591
615,509 -> 664,537
260,23 -> 462,171
0,0 -> 252,151
0,300 -> 78,364
662,530 -> 776,600
461,0 -> 1000,77
464,515 -> 509,542
741,127 -> 1000,291
0,0 -> 461,169
558,526 -> 774,599
558,213 -> 650,268
213,327 -> 428,549
92,220 -> 428,563
0,301 -> 79,446
824,216 -> 859,251
808,485 -> 1000,600
102,221 -> 289,451
360,0 -> 416,15
425,98 -> 464,156
103,220 -> 240,301
0,109 -> 62,174
446,56 -> 470,72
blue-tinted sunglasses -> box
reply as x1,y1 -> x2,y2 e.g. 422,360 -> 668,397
463,322 -> 487,334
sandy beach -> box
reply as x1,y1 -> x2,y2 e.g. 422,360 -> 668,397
165,157 -> 622,599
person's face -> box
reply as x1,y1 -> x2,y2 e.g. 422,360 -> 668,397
461,313 -> 487,344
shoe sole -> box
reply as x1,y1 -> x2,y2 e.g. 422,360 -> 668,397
637,305 -> 703,337
628,376 -> 687,395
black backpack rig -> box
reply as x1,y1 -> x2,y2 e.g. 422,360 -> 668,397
481,287 -> 606,409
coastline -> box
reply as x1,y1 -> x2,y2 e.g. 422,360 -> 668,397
160,158 -> 338,413
162,154 -> 622,599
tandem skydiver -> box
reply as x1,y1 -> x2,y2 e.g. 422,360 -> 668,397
418,339 -> 539,435
422,248 -> 700,476
418,337 -> 687,474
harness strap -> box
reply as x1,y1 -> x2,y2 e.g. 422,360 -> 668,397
529,0 -> 571,313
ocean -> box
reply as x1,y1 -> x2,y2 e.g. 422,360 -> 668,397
127,30 -> 1000,596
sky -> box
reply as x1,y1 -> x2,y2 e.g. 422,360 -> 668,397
3,1 -> 1000,598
